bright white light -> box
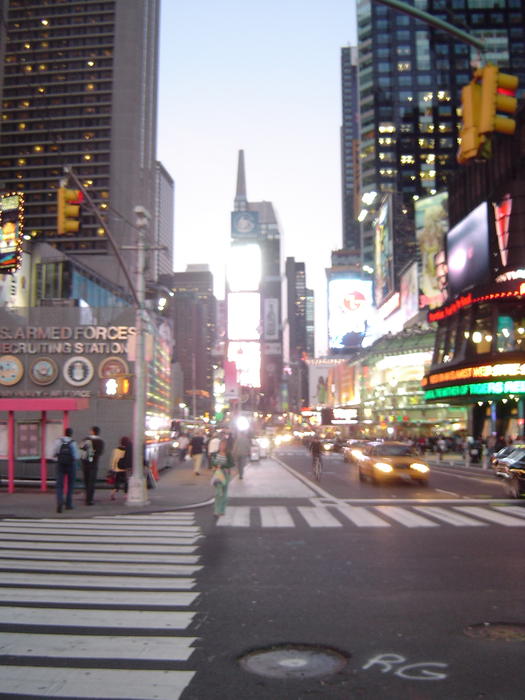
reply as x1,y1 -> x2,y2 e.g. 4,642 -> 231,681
357,208 -> 368,222
228,292 -> 260,340
227,244 -> 261,291
228,341 -> 261,387
362,191 -> 378,206
236,415 -> 250,431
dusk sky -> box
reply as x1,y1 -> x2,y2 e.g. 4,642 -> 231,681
157,0 -> 358,354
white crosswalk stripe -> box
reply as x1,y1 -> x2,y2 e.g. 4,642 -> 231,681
0,512 -> 200,699
215,504 -> 525,529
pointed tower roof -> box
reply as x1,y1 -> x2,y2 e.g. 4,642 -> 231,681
234,149 -> 247,211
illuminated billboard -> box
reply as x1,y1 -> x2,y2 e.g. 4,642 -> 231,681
374,196 -> 394,307
415,192 -> 448,309
227,292 -> 260,340
446,202 -> 490,300
328,277 -> 373,350
227,243 -> 261,291
0,193 -> 24,273
227,341 -> 261,388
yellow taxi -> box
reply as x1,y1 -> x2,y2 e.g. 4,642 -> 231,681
356,441 -> 430,486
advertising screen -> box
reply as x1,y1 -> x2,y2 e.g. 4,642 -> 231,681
374,196 -> 394,307
415,192 -> 448,309
0,193 -> 23,273
328,277 -> 373,350
227,292 -> 260,340
227,243 -> 261,291
227,341 -> 261,388
446,202 -> 490,300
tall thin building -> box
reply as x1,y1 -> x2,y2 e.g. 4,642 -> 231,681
0,0 -> 165,291
355,0 -> 525,283
340,45 -> 361,258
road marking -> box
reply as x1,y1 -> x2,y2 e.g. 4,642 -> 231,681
0,558 -> 200,575
0,633 -> 197,661
495,506 -> 525,519
374,506 -> 439,528
0,524 -> 200,536
0,550 -> 200,564
336,503 -> 391,527
454,506 -> 525,526
0,572 -> 197,589
0,540 -> 198,553
414,506 -> 486,527
0,666 -> 194,700
259,506 -> 295,527
297,506 -> 342,527
217,506 -> 250,527
0,606 -> 195,629
0,533 -> 199,544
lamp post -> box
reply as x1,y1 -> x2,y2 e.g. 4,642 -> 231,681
126,205 -> 150,506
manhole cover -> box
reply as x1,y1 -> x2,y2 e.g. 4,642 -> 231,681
239,643 -> 349,679
465,623 -> 525,642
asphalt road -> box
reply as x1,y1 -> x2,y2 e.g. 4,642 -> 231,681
1,446 -> 525,700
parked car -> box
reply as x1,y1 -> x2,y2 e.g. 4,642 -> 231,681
492,444 -> 525,498
356,441 -> 430,486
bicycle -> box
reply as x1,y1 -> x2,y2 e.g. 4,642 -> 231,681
312,454 -> 322,482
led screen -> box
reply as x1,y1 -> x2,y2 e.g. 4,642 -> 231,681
227,292 -> 260,340
227,243 -> 261,291
227,341 -> 261,388
446,202 -> 490,299
328,278 -> 373,350
415,192 -> 448,309
374,196 -> 394,307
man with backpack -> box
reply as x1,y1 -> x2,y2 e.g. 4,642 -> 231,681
79,426 -> 105,506
52,427 -> 80,513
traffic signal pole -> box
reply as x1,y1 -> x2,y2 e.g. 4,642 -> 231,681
374,0 -> 485,52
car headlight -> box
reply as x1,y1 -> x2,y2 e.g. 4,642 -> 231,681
410,462 -> 429,473
258,437 -> 270,448
374,461 -> 394,473
323,443 -> 331,451
351,449 -> 364,460
172,440 -> 180,448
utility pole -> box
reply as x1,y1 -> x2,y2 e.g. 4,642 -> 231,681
126,205 -> 151,506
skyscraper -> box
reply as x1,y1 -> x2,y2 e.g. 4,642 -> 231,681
0,0 -> 166,288
340,45 -> 361,257
229,149 -> 283,413
355,0 -> 525,286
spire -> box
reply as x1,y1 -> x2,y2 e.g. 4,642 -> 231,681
234,149 -> 247,211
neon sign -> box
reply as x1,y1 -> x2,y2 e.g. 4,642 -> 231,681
425,380 -> 525,400
425,361 -> 525,387
428,287 -> 525,322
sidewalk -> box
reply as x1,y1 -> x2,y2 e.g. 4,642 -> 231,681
0,459 -> 215,520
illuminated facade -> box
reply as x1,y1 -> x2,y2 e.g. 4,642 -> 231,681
227,150 -> 283,413
424,107 -> 525,440
355,0 -> 525,275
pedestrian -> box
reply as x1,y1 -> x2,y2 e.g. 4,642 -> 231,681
232,429 -> 251,480
188,430 -> 205,475
207,431 -> 221,469
178,433 -> 189,462
109,436 -> 132,500
52,427 -> 80,513
210,438 -> 234,518
79,426 -> 105,506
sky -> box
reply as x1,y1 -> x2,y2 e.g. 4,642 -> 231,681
157,0 -> 358,355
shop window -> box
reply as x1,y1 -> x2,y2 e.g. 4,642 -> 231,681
496,311 -> 525,353
17,422 -> 40,458
467,305 -> 493,356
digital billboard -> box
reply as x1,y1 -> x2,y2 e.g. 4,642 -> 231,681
227,292 -> 260,340
446,202 -> 490,300
374,196 -> 394,308
227,341 -> 261,388
227,243 -> 261,291
328,277 -> 373,350
0,193 -> 24,273
415,191 -> 448,309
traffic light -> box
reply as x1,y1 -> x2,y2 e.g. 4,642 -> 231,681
100,375 -> 132,398
457,81 -> 482,164
57,187 -> 82,234
478,64 -> 519,137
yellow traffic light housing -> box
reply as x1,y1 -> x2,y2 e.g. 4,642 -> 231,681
457,82 -> 482,164
478,64 -> 519,137
57,187 -> 82,234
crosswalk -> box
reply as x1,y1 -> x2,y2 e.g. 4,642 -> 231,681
0,512 -> 201,700
217,503 -> 525,529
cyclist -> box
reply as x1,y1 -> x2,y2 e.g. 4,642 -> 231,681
310,433 -> 323,479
